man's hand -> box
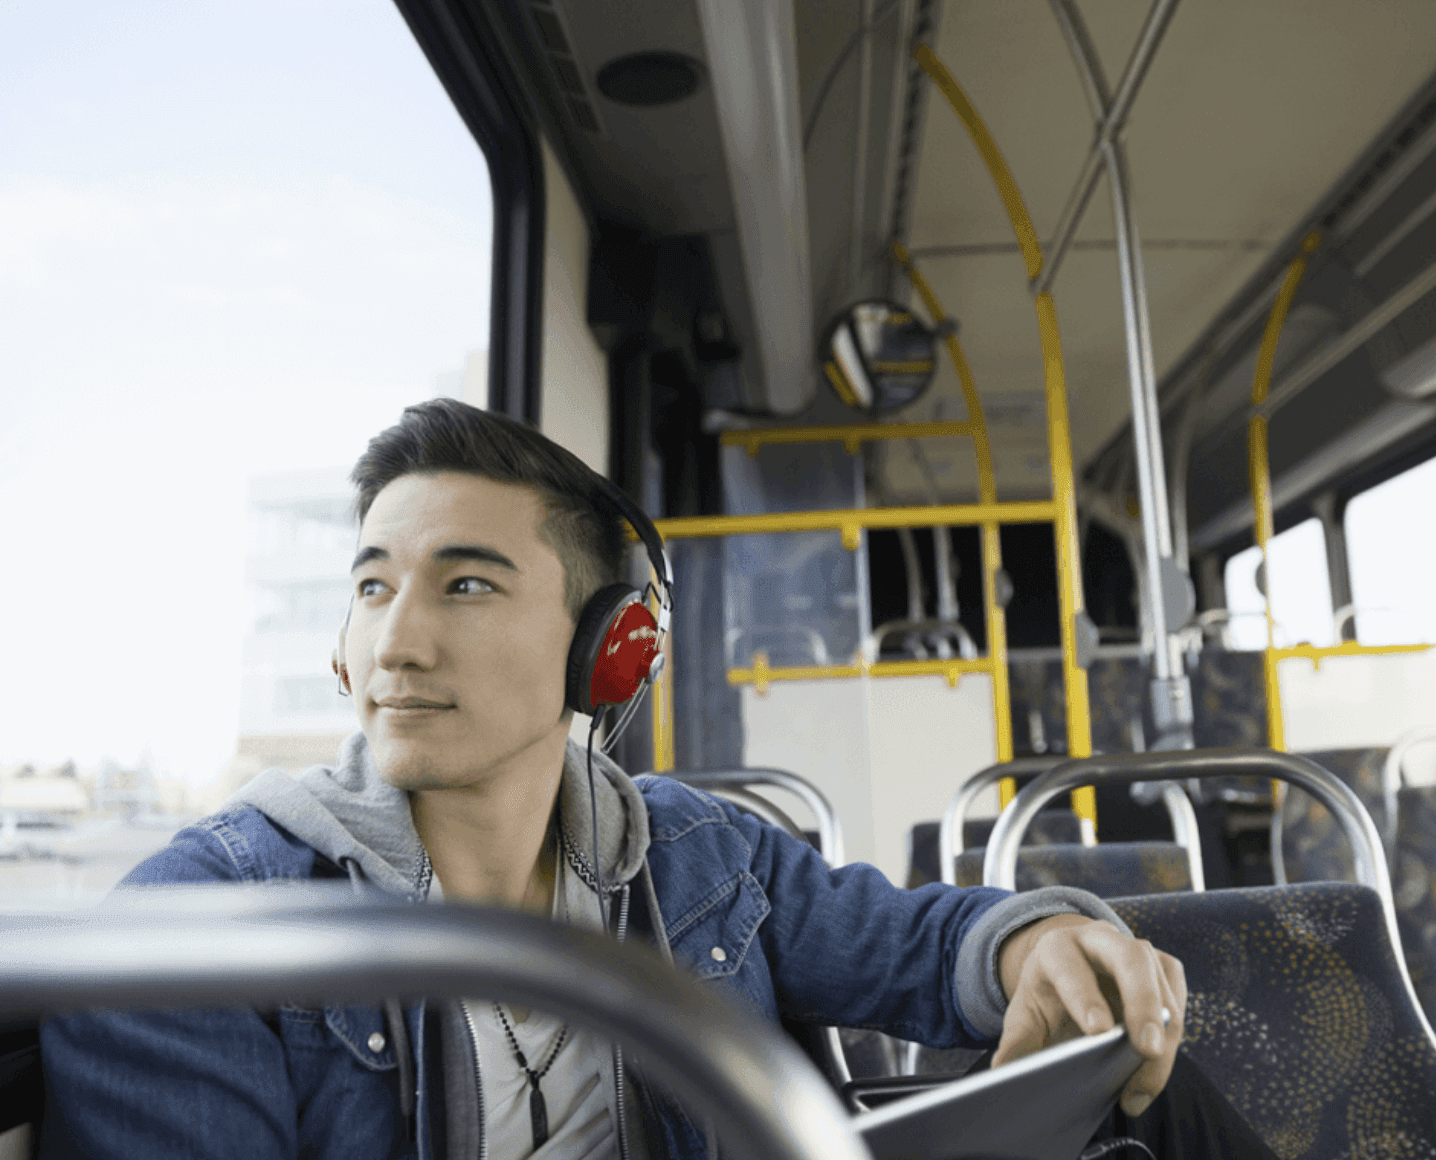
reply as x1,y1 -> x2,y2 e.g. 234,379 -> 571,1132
993,913 -> 1186,1118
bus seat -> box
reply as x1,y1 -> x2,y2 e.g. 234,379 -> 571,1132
1111,882 -> 1436,1159
905,812 -> 1081,889
0,1022 -> 40,1160
1278,746 -> 1436,1027
949,842 -> 1193,897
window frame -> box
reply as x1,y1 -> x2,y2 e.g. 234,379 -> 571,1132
390,0 -> 546,424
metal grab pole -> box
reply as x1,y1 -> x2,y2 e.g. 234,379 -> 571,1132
1036,0 -> 1182,296
1045,0 -> 1192,747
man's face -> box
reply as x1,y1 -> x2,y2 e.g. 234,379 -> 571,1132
345,471 -> 575,791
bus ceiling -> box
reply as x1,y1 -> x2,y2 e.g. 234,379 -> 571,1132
410,0 -> 1436,538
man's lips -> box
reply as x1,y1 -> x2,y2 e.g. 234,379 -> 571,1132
374,697 -> 455,709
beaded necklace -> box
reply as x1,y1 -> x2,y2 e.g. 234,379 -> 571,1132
492,1001 -> 569,1149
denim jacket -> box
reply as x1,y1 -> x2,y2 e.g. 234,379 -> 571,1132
39,733 -> 1127,1160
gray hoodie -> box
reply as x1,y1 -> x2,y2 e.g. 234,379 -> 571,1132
229,730 -> 664,1160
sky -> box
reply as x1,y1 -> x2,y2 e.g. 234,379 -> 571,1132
0,0 -> 492,784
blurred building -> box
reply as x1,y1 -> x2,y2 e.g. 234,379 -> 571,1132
237,467 -> 357,775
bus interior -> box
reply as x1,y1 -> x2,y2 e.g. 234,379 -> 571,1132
7,0 -> 1436,1157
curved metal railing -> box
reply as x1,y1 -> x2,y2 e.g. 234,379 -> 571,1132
938,759 -> 1204,891
0,890 -> 870,1160
666,768 -> 846,868
980,748 -> 1435,1049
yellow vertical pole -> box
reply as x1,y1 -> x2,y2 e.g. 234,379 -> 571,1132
1038,293 -> 1095,828
913,45 -> 1093,828
894,244 -> 1016,802
1250,229 -> 1319,802
650,566 -> 676,773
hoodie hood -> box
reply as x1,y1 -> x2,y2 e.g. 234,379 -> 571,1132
226,730 -> 651,897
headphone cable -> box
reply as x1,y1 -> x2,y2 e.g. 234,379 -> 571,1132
587,705 -> 610,936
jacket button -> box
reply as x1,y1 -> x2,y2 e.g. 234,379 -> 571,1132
710,946 -> 727,962
368,1032 -> 387,1053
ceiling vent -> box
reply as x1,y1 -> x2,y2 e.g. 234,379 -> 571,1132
528,2 -> 605,135
596,52 -> 704,107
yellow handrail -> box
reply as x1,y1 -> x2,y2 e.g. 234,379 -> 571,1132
914,44 -> 1096,827
892,242 -> 1016,797
1250,229 -> 1321,755
650,501 -> 1058,548
729,652 -> 997,696
1271,640 -> 1432,668
721,421 -> 979,457
1244,230 -> 1436,801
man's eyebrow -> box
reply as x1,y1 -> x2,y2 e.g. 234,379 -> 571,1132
350,544 -> 521,573
433,543 -> 520,571
351,546 -> 387,573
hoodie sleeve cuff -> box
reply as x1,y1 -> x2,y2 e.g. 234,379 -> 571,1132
954,886 -> 1135,1041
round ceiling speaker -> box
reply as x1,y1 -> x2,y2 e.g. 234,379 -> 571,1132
596,52 -> 704,107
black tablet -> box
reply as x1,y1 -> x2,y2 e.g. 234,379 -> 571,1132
854,1025 -> 1145,1160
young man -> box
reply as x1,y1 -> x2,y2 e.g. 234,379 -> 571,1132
42,399 -> 1199,1159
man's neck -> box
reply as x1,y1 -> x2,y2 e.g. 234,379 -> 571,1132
410,727 -> 568,911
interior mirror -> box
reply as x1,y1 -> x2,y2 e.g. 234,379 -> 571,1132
822,300 -> 938,415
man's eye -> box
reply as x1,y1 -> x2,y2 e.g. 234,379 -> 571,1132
357,578 -> 385,597
451,577 -> 495,595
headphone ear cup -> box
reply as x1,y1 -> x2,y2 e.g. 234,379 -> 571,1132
565,583 -> 658,716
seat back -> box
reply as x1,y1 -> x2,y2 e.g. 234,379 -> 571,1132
1112,883 -> 1436,1160
951,841 -> 1193,896
1280,747 -> 1436,1028
904,812 -> 1081,888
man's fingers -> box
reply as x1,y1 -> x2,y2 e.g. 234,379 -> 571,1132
1074,924 -> 1169,1059
1038,935 -> 1118,1036
991,989 -> 1075,1069
1117,952 -> 1184,1117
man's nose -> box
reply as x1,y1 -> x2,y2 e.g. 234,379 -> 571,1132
373,590 -> 441,670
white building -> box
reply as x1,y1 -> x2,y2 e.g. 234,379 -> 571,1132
237,467 -> 358,772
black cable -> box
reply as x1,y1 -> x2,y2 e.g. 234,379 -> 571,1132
1079,1137 -> 1157,1160
587,706 -> 610,936
801,0 -> 902,153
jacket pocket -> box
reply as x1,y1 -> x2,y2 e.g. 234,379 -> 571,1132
665,871 -> 771,980
323,1003 -> 398,1072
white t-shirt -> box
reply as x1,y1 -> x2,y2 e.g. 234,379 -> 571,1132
432,873 -> 617,1160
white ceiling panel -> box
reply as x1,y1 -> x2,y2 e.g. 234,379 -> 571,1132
898,0 -> 1436,481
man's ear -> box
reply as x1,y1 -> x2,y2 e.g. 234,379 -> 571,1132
333,626 -> 350,693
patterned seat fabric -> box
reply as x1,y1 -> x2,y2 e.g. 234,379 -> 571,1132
1280,747 -> 1436,1029
1111,883 -> 1436,1160
905,812 -> 1082,889
949,841 -> 1192,897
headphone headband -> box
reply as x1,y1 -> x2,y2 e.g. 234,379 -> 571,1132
590,474 -> 673,596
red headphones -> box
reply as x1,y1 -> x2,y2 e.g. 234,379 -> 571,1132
332,477 -> 674,725
562,479 -> 673,718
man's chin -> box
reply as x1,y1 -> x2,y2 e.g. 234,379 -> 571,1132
366,736 -> 476,792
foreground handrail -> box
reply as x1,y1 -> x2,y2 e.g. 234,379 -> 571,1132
665,768 -> 846,868
0,893 -> 869,1160
983,748 -> 1435,1049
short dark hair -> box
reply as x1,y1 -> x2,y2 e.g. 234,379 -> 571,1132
351,398 -> 628,622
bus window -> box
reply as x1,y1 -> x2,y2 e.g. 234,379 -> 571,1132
1223,518 -> 1333,650
0,0 -> 492,898
1345,455 -> 1436,646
